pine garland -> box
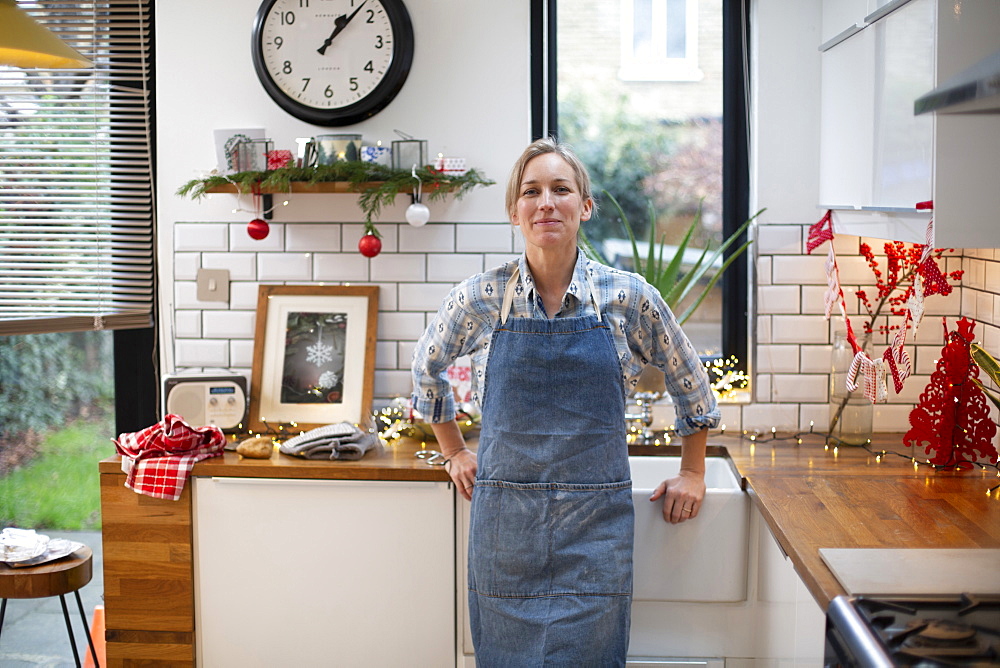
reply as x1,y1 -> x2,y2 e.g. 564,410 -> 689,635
176,163 -> 495,224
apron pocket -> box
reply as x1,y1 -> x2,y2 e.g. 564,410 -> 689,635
469,480 -> 633,598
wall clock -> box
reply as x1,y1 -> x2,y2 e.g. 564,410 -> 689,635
251,0 -> 414,126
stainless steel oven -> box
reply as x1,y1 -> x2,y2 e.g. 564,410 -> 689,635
824,593 -> 1000,666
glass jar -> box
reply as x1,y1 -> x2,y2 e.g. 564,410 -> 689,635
829,329 -> 873,445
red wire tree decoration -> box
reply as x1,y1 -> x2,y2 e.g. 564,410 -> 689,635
903,317 -> 999,470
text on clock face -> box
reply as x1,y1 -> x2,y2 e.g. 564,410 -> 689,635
260,0 -> 396,109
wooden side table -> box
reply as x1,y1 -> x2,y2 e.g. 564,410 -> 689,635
0,545 -> 99,667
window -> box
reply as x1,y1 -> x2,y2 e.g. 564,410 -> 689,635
619,0 -> 702,82
537,0 -> 749,365
0,0 -> 155,336
0,1 -> 157,443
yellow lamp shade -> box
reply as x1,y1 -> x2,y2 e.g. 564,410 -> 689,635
0,0 -> 92,69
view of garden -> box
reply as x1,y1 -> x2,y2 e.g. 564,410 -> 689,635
0,331 -> 113,530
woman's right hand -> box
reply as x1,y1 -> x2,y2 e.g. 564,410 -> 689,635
429,420 -> 478,501
444,447 -> 478,501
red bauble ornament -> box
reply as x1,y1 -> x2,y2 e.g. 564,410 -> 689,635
247,218 -> 270,240
358,232 -> 382,257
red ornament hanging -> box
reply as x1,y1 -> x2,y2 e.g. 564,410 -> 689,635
358,232 -> 381,257
246,181 -> 270,240
903,317 -> 998,470
247,218 -> 270,240
358,220 -> 382,258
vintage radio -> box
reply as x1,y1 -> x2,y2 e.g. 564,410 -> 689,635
163,374 -> 248,432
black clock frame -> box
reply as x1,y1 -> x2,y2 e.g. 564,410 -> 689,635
251,0 -> 414,127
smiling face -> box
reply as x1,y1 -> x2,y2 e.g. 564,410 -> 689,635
511,152 -> 593,253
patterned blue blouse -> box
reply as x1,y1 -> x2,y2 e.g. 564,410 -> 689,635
410,251 -> 721,436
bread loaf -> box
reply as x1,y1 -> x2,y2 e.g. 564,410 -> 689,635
236,436 -> 274,459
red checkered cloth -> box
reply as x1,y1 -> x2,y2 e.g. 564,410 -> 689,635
114,414 -> 226,501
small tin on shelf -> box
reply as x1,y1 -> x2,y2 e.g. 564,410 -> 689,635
391,133 -> 427,171
232,138 -> 273,172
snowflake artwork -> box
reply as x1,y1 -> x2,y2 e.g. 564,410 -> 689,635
307,340 -> 334,367
281,311 -> 348,405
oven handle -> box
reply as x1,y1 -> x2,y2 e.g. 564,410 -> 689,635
827,596 -> 895,668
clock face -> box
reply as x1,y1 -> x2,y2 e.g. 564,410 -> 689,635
252,0 -> 414,126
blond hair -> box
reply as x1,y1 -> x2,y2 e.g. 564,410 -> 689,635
505,137 -> 594,219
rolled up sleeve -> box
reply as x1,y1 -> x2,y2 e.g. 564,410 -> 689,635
636,287 -> 721,436
410,284 -> 486,423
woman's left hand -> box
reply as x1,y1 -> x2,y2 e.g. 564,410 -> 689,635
649,470 -> 706,524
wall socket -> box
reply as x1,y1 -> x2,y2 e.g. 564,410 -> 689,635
196,268 -> 230,303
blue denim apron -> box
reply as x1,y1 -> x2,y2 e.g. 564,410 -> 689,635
469,268 -> 633,667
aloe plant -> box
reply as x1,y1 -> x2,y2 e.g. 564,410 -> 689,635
971,343 -> 1000,411
580,191 -> 761,324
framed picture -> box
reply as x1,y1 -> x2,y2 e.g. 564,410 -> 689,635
249,285 -> 378,433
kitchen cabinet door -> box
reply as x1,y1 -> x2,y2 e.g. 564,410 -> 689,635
819,25 -> 876,210
754,509 -> 825,667
193,477 -> 455,668
819,0 -> 934,213
932,0 -> 1000,249
871,0 -> 935,209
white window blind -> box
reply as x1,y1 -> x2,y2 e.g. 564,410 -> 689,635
0,0 -> 154,335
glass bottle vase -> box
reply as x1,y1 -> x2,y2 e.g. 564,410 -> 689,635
828,329 -> 873,445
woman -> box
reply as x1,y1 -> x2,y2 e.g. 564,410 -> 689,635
411,138 -> 720,666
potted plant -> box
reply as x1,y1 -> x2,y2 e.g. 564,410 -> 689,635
581,191 -> 761,395
971,343 -> 1000,411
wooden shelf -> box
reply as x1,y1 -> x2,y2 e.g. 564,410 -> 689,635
203,181 -> 455,195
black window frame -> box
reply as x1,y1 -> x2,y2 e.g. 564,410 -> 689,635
115,5 -> 159,436
531,0 -> 752,366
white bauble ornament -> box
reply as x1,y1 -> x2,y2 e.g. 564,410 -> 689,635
406,202 -> 430,226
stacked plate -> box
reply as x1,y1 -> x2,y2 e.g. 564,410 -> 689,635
0,528 -> 82,568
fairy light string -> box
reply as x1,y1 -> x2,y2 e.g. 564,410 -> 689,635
708,422 -> 1000,497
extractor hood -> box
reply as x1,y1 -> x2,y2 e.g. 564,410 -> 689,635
915,48 -> 1000,115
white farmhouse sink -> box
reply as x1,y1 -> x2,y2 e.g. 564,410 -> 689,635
629,456 -> 749,602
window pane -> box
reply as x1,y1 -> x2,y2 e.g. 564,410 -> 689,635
0,331 -> 113,529
665,0 -> 687,58
634,0 -> 654,57
558,0 -> 723,356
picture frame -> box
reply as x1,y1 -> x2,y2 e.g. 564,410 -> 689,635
249,284 -> 379,433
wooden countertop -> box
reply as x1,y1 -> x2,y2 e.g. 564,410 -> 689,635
99,438 -> 452,482
716,433 -> 1000,609
101,431 -> 1000,611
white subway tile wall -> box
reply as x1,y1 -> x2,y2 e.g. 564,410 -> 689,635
171,220 -> 1000,446
752,224 -> 1000,440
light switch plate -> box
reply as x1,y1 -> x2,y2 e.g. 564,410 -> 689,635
197,268 -> 230,303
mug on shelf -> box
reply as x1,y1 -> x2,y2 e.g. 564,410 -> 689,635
361,143 -> 392,166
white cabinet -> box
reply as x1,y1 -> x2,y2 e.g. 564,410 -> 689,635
752,510 -> 826,667
193,477 -> 455,668
932,2 -> 1000,249
818,0 -> 1000,247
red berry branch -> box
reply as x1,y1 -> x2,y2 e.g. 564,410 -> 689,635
853,240 -> 962,336
828,240 -> 963,436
